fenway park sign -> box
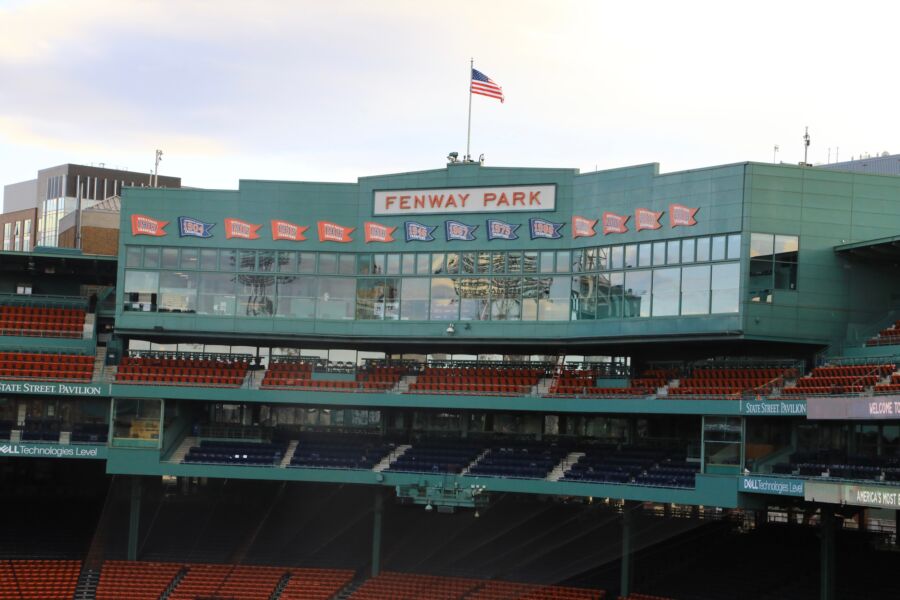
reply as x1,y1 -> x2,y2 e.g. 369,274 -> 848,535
373,185 -> 556,216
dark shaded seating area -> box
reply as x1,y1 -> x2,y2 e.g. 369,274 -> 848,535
468,442 -> 569,479
183,440 -> 287,466
71,422 -> 109,443
563,447 -> 698,488
289,433 -> 396,469
771,450 -> 900,481
388,439 -> 485,474
21,417 -> 61,442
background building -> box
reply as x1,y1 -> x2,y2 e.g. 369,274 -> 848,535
1,163 -> 180,252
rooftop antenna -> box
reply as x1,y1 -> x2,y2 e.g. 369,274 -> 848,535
773,145 -> 779,163
802,127 -> 810,165
153,149 -> 163,187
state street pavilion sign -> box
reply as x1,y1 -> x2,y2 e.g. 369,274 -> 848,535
373,185 -> 556,216
0,380 -> 108,397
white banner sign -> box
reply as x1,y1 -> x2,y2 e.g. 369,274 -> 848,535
373,185 -> 556,216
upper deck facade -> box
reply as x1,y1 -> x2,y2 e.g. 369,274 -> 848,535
114,161 -> 900,352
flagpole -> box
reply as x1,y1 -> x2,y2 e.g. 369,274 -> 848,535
466,57 -> 473,161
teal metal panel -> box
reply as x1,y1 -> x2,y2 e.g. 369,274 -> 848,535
111,383 -> 748,415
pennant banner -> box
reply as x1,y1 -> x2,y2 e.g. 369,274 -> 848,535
224,218 -> 261,240
131,214 -> 168,237
364,221 -> 396,243
529,218 -> 564,240
635,208 -> 663,231
178,216 -> 215,238
271,220 -> 308,241
404,221 -> 436,242
445,220 -> 478,241
486,219 -> 520,241
572,216 -> 597,239
602,212 -> 629,235
317,221 -> 354,243
669,203 -> 699,227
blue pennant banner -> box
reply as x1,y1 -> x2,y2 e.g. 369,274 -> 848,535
486,219 -> 520,241
178,216 -> 215,238
529,217 -> 564,240
404,221 -> 437,242
445,220 -> 478,241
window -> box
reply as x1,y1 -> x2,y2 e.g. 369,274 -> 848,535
258,250 -> 276,272
624,271 -> 651,317
158,271 -> 198,313
200,249 -> 218,270
523,251 -> 538,273
773,235 -> 799,290
402,254 -> 416,274
180,248 -> 198,270
711,262 -> 740,313
711,236 -> 727,261
667,240 -> 680,265
681,238 -> 695,263
125,247 -> 142,268
316,277 -> 355,319
681,265 -> 710,315
400,278 -> 429,320
638,243 -> 652,267
162,247 -> 178,269
373,254 -> 386,275
298,252 -> 316,273
2,223 -> 10,251
727,234 -> 741,260
625,244 -> 638,268
318,253 -> 337,274
507,251 -> 522,273
237,274 -> 274,316
556,251 -> 570,273
198,273 -> 236,316
539,276 -> 570,320
124,271 -> 158,311
491,277 -> 521,320
539,252 -> 555,273
430,277 -> 459,320
652,242 -> 666,265
610,246 -> 624,269
143,247 -> 160,268
695,238 -> 710,262
460,278 -> 490,320
572,275 -> 597,320
276,276 -> 315,318
277,251 -> 297,273
386,254 -> 401,275
749,233 -> 798,301
651,267 -> 680,316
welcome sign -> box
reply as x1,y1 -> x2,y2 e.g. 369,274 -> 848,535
373,185 -> 556,216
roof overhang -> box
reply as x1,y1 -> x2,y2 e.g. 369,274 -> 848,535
834,235 -> 900,263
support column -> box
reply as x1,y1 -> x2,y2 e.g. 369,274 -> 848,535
127,476 -> 142,561
371,489 -> 384,577
820,507 -> 835,600
620,500 -> 637,597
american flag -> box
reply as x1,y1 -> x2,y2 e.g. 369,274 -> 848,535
471,68 -> 504,103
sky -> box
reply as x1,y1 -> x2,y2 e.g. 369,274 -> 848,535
2,0 -> 900,204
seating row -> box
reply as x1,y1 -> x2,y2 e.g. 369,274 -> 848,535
0,559 -> 81,600
407,382 -> 530,395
